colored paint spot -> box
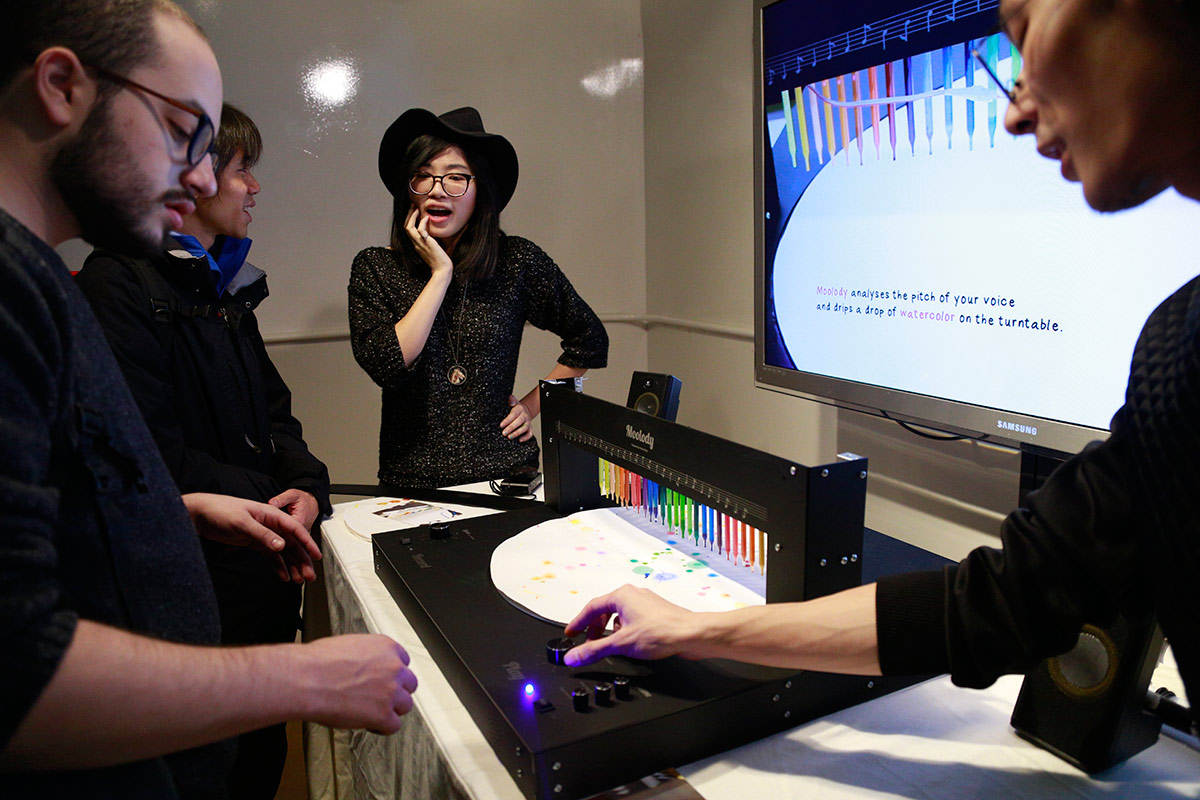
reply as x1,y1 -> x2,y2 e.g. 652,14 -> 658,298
708,573 -> 718,577
575,546 -> 587,551
687,560 -> 707,569
632,565 -> 652,576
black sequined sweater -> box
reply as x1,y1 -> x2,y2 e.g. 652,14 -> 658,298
877,274 -> 1200,714
348,234 -> 608,487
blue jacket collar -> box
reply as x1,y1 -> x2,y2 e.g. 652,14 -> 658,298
169,233 -> 253,297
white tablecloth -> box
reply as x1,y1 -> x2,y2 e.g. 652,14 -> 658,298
308,496 -> 1198,800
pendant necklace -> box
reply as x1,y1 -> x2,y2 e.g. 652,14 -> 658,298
444,280 -> 469,386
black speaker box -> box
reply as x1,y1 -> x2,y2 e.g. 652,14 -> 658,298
1010,616 -> 1165,773
626,372 -> 682,421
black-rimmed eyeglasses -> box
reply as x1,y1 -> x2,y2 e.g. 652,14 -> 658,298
410,172 -> 474,197
969,0 -> 1030,104
970,40 -> 1017,103
90,65 -> 215,166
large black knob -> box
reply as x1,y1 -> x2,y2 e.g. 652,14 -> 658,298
429,521 -> 451,540
546,637 -> 575,665
571,687 -> 589,713
613,676 -> 632,701
594,681 -> 613,706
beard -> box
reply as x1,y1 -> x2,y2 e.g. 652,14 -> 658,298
49,98 -> 178,257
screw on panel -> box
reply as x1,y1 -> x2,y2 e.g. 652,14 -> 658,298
841,556 -> 848,565
785,680 -> 793,689
516,769 -> 524,777
867,680 -> 875,689
789,466 -> 797,475
850,554 -> 858,562
784,710 -> 792,719
774,543 -> 782,552
515,746 -> 523,757
820,468 -> 829,477
860,471 -> 867,479
820,558 -> 827,567
772,694 -> 781,702
555,786 -> 564,794
553,762 -> 562,771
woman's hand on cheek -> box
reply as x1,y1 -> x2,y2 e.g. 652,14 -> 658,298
405,205 -> 453,278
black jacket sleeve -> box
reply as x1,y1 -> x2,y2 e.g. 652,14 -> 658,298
877,434 -> 1149,688
240,310 -> 331,514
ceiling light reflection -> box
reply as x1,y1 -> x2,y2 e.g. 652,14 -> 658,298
302,58 -> 360,110
581,58 -> 643,99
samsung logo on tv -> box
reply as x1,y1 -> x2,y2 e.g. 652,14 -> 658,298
997,420 -> 1038,436
626,425 -> 654,449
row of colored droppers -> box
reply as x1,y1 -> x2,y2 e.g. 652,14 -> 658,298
598,459 -> 767,574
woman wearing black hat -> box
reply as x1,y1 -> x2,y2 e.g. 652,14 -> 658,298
349,107 -> 608,488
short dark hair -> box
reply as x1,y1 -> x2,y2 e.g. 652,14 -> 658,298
1,0 -> 200,93
212,103 -> 263,177
388,133 -> 501,282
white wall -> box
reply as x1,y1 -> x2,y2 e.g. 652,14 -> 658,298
640,0 -> 834,468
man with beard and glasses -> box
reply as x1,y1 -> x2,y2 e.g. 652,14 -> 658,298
0,2 -> 417,797
564,0 -> 1200,736
76,104 -> 332,800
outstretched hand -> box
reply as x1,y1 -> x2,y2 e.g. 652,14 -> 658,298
183,493 -> 322,583
562,584 -> 699,667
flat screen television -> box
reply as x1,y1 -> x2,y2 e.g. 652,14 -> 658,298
754,0 -> 1200,457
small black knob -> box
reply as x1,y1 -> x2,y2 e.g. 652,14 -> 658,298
546,637 -> 575,666
594,681 -> 613,706
613,676 -> 631,701
571,687 -> 589,713
429,521 -> 451,540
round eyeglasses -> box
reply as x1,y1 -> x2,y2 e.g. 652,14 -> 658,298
90,65 -> 216,166
410,172 -> 474,197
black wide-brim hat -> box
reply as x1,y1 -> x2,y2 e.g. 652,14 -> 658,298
378,106 -> 519,212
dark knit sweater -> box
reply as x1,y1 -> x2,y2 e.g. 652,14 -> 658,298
0,207 -> 231,797
877,274 -> 1200,713
348,234 -> 608,487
